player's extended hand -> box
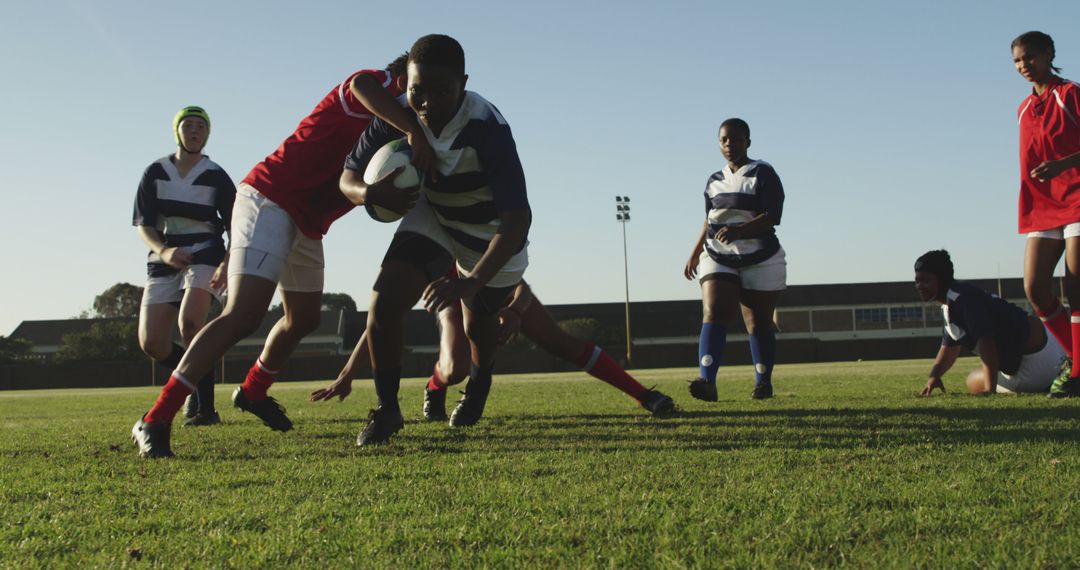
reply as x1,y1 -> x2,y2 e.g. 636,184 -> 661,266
310,377 -> 352,402
919,377 -> 946,396
161,247 -> 192,270
423,276 -> 481,314
497,308 -> 523,345
406,129 -> 438,183
714,225 -> 743,244
1030,160 -> 1067,182
366,167 -> 420,215
683,254 -> 699,280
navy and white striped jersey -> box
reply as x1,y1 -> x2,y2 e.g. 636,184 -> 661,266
703,160 -> 784,268
132,155 -> 236,278
940,282 -> 1030,375
346,91 -> 529,257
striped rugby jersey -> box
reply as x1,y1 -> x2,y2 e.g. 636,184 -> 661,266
346,91 -> 530,259
132,155 -> 236,278
703,160 -> 784,268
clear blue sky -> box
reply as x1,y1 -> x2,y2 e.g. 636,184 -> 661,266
1,0 -> 1077,335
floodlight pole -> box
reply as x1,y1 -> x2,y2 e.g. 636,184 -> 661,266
616,196 -> 633,365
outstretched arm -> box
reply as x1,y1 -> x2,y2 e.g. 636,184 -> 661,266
350,73 -> 436,180
310,329 -> 370,402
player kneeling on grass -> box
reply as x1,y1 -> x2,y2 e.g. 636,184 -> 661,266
133,106 -> 235,428
311,280 -> 676,417
915,250 -> 1069,396
684,118 -> 786,402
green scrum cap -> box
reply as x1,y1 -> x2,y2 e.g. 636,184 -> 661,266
172,106 -> 211,148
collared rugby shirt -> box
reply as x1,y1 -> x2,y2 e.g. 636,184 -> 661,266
703,160 -> 784,268
132,155 -> 235,278
1017,76 -> 1080,232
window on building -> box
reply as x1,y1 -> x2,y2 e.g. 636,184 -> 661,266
889,307 -> 923,323
854,307 -> 888,324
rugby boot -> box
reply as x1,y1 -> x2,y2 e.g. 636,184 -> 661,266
1048,357 -> 1079,398
423,386 -> 448,422
638,389 -> 676,416
132,414 -> 174,458
687,378 -> 718,402
182,394 -> 198,419
356,407 -> 405,446
183,410 -> 222,427
232,387 -> 293,431
751,383 -> 774,400
449,381 -> 492,428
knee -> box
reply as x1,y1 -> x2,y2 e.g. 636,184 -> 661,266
702,303 -> 727,324
443,359 -> 470,385
1024,281 -> 1057,311
139,335 -> 170,361
178,318 -> 203,343
286,310 -> 321,337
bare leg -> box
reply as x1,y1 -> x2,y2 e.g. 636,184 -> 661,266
258,289 -> 322,370
138,303 -> 180,362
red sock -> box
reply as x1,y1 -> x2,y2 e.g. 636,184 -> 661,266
576,342 -> 647,399
426,362 -> 447,391
1071,312 -> 1080,378
144,373 -> 194,424
1039,304 -> 1073,352
240,359 -> 277,401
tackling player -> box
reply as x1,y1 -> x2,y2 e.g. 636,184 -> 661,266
1011,31 -> 1080,397
133,106 -> 235,427
915,250 -> 1069,395
340,34 -> 531,445
684,118 -> 786,402
132,54 -> 435,458
310,280 -> 677,417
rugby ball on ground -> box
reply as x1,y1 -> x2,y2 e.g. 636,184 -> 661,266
362,139 -> 422,223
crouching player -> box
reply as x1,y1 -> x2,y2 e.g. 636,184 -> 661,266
915,250 -> 1069,395
133,106 -> 235,427
340,34 -> 530,445
684,118 -> 786,402
310,280 -> 677,417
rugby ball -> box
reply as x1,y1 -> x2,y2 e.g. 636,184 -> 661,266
362,139 -> 422,223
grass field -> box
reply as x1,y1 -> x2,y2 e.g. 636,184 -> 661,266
2,358 -> 1080,568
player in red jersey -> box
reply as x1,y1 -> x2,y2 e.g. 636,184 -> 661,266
1011,31 -> 1080,397
310,280 -> 676,417
132,54 -> 436,458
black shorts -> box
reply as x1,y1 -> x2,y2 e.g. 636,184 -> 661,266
380,232 -> 516,316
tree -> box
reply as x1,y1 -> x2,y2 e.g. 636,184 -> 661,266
55,321 -> 142,362
0,336 -> 33,364
91,283 -> 144,319
321,293 -> 357,313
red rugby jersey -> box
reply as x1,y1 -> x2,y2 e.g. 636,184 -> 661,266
1017,77 -> 1080,233
242,69 -> 402,239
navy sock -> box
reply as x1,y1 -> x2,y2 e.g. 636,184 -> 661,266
467,362 -> 494,397
698,323 -> 727,383
197,368 -> 216,412
373,367 -> 402,414
160,343 -> 184,371
749,330 -> 776,388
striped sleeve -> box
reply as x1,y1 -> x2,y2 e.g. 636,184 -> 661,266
132,161 -> 167,227
473,122 -> 528,212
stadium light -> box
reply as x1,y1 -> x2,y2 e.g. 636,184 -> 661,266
615,196 -> 633,365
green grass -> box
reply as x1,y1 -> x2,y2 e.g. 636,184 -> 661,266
3,358 -> 1080,568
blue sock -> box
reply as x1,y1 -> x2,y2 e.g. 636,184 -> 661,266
372,367 -> 402,413
749,330 -> 776,388
467,362 -> 494,398
698,323 -> 727,383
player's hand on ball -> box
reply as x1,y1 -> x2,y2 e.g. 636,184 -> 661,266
1030,160 -> 1065,182
423,276 -> 481,313
407,129 -> 438,183
919,377 -> 946,396
310,377 -> 352,402
366,167 -> 419,214
497,308 -> 522,345
161,247 -> 193,269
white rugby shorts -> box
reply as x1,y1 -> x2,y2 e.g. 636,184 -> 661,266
697,247 -> 787,291
1027,222 -> 1080,240
397,194 -> 527,288
227,184 -> 324,292
142,264 -> 221,306
996,328 -> 1068,393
